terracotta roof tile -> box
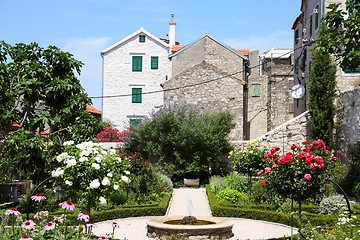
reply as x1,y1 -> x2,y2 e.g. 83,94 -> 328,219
172,44 -> 185,53
236,49 -> 249,57
86,104 -> 101,115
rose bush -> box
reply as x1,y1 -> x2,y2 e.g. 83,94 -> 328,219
259,139 -> 339,202
95,126 -> 130,143
51,141 -> 131,210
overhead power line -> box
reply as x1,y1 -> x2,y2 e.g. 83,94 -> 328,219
90,45 -> 304,100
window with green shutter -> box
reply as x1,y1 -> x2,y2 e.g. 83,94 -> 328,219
130,118 -> 142,127
132,56 -> 142,72
151,56 -> 159,69
309,15 -> 313,37
315,6 -> 319,30
132,88 -> 142,103
139,35 -> 145,43
252,84 -> 261,97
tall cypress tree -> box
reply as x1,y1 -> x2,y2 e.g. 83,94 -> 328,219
308,47 -> 337,146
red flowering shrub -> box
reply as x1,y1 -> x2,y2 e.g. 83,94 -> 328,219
259,139 -> 339,201
95,126 -> 130,142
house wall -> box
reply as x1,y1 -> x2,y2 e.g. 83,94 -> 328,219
164,62 -> 244,140
335,88 -> 360,162
102,34 -> 171,130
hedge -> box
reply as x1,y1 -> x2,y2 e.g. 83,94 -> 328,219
206,185 -> 337,228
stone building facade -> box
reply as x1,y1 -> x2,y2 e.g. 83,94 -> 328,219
101,27 -> 172,130
292,0 -> 360,116
164,35 -> 247,140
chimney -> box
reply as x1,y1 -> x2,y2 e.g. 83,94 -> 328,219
168,13 -> 176,53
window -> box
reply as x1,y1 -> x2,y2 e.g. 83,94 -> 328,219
294,29 -> 299,44
343,65 -> 360,73
139,35 -> 145,43
132,56 -> 142,72
251,84 -> 261,97
151,56 -> 159,69
132,88 -> 142,103
130,118 -> 142,127
309,15 -> 313,37
315,6 -> 319,30
301,48 -> 307,66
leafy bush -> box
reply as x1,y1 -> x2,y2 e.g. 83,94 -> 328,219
319,195 -> 348,215
209,176 -> 227,194
223,173 -> 248,193
216,189 -> 247,204
125,106 -> 234,182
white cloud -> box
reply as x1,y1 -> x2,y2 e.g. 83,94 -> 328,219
58,37 -> 111,109
223,30 -> 294,54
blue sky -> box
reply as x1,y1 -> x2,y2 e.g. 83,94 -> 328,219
0,0 -> 300,110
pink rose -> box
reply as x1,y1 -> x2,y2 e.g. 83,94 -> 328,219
304,173 -> 312,181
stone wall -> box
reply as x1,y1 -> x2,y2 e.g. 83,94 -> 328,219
335,88 -> 360,161
232,111 -> 309,152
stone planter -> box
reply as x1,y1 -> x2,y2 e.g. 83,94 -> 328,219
0,180 -> 33,203
183,178 -> 200,187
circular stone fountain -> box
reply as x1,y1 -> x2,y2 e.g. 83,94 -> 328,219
146,216 -> 234,240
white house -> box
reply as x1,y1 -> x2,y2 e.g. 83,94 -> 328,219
101,20 -> 175,130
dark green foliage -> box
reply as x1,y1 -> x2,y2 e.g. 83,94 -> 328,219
308,48 -> 337,146
0,41 -> 104,182
316,0 -> 360,70
125,106 -> 234,183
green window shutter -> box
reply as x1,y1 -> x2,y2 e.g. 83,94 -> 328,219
309,15 -> 313,37
343,65 -> 360,73
315,7 -> 319,29
132,56 -> 142,72
132,88 -> 142,103
139,35 -> 145,43
130,118 -> 142,127
151,56 -> 159,69
252,84 -> 261,97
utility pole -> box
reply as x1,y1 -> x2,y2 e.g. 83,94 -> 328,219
243,60 -> 251,140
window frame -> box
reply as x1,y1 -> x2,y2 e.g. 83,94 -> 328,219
131,88 -> 142,103
132,56 -> 143,72
151,56 -> 159,69
139,35 -> 145,43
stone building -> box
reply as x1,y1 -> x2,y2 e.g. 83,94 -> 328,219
292,0 -> 360,116
164,34 -> 248,140
248,48 -> 294,139
101,26 -> 174,130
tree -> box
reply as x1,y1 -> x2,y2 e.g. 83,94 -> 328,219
316,0 -> 360,70
308,47 -> 337,146
0,41 -> 103,182
125,106 -> 234,182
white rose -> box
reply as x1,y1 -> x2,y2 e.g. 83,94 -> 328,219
65,158 -> 77,168
99,196 -> 107,205
101,177 -> 111,186
56,152 -> 69,162
80,150 -> 90,157
124,170 -> 130,175
51,168 -> 64,177
113,184 -> 119,190
90,179 -> 100,189
107,172 -> 113,177
79,156 -> 88,162
65,180 -> 73,186
121,175 -> 130,184
116,157 -> 122,162
63,140 -> 74,146
95,156 -> 102,163
91,163 -> 100,170
109,149 -> 116,155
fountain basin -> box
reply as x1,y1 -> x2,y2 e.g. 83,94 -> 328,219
146,216 -> 234,240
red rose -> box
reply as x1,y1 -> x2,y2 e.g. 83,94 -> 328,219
331,156 -> 339,162
291,144 -> 297,150
257,170 -> 264,176
304,173 -> 312,181
261,180 -> 266,187
264,167 -> 271,174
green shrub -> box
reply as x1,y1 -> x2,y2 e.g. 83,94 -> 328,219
216,189 -> 247,204
319,194 -> 348,215
209,175 -> 227,194
125,106 -> 234,183
224,173 -> 248,193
